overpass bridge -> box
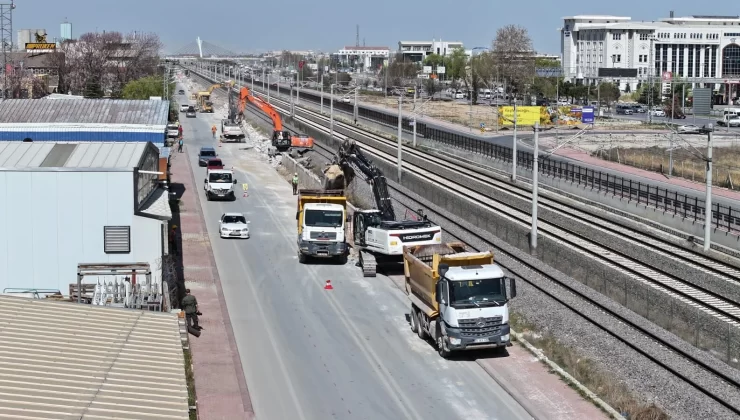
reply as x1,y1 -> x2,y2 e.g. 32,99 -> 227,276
164,37 -> 262,62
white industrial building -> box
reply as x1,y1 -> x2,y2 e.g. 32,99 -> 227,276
0,141 -> 172,294
561,13 -> 740,102
398,39 -> 464,62
333,46 -> 390,71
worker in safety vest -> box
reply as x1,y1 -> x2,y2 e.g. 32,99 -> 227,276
292,173 -> 299,195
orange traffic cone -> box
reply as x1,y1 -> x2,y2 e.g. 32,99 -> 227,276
324,280 -> 333,290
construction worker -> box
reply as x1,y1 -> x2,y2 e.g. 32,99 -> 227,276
292,172 -> 299,195
182,289 -> 203,332
211,125 -> 217,139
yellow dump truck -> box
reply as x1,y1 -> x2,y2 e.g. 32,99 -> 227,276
296,189 -> 348,264
404,242 -> 517,358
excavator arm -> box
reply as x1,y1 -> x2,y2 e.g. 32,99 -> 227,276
330,139 -> 395,221
237,87 -> 291,149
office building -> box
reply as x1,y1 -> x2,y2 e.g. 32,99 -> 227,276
398,39 -> 464,62
560,13 -> 740,102
333,46 -> 389,70
60,21 -> 72,41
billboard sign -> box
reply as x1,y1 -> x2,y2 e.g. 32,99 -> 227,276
498,106 -> 541,126
423,66 -> 432,74
598,68 -> 638,78
581,106 -> 595,123
662,71 -> 672,81
437,66 -> 446,74
26,43 -> 56,53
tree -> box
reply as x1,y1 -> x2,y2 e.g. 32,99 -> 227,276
597,82 -> 621,107
423,53 -> 445,67
121,75 -> 173,99
492,25 -> 535,97
637,82 -> 661,105
378,53 -> 417,87
532,77 -> 556,99
444,47 -> 468,83
535,57 -> 560,68
424,77 -> 439,98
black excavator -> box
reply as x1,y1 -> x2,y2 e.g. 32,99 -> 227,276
324,139 -> 442,277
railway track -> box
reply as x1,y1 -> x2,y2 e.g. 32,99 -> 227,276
190,69 -> 740,415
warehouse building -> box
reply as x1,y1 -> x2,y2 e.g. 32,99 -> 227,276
0,98 -> 169,145
0,141 -> 172,294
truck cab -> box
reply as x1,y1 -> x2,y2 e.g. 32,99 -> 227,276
204,169 -> 237,201
296,189 -> 348,264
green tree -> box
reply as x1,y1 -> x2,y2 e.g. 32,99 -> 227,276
637,82 -> 661,105
83,77 -> 103,98
597,82 -> 621,107
122,75 -> 173,100
444,47 -> 468,83
535,58 -> 560,69
423,53 -> 445,67
532,77 -> 556,98
424,77 -> 439,98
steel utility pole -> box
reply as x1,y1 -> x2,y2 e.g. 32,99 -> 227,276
320,74 -> 324,114
397,94 -> 403,182
330,84 -> 335,142
354,86 -> 358,123
267,74 -> 271,104
262,67 -> 265,93
412,87 -> 417,147
512,100 -> 518,182
704,127 -> 714,251
1,1 -> 15,98
531,122 -> 540,251
290,84 -> 294,118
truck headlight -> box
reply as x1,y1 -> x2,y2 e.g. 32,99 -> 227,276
390,241 -> 398,246
501,334 -> 510,341
449,337 -> 461,345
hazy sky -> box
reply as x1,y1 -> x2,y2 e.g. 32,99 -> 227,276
13,1 -> 740,55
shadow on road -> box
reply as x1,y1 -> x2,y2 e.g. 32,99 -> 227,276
168,181 -> 187,308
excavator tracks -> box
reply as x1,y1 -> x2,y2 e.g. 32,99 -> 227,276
359,250 -> 377,277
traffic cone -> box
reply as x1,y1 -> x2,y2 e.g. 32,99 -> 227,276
324,280 -> 333,290
243,192 -> 248,197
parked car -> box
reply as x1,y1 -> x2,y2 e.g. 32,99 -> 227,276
166,123 -> 179,138
198,147 -> 217,166
340,96 -> 351,103
180,104 -> 189,112
219,213 -> 250,239
677,124 -> 701,134
186,106 -> 196,118
650,109 -> 666,117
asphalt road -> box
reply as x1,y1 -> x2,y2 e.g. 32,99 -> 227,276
176,83 -> 533,420
611,111 -> 740,130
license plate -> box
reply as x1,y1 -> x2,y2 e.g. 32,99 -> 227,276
230,232 -> 241,236
474,338 -> 489,343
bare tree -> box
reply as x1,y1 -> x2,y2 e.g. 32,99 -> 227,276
379,52 -> 417,87
492,25 -> 535,99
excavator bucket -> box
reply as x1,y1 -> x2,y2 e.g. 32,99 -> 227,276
323,164 -> 345,190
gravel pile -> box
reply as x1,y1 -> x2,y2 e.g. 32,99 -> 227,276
378,173 -> 740,420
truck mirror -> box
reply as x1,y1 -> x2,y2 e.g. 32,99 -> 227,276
438,263 -> 449,279
296,211 -> 299,220
233,179 -> 238,184
510,278 -> 517,298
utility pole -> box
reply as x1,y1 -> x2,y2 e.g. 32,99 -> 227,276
397,94 -> 403,182
412,87 -> 417,147
531,122 -> 540,251
320,73 -> 324,114
512,100 -> 518,182
267,74 -> 271,104
648,37 -> 655,124
669,131 -> 674,176
704,126 -> 714,251
330,84 -> 335,142
354,86 -> 358,123
290,84 -> 294,118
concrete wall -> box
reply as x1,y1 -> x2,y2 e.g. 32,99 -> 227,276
0,170 -> 163,292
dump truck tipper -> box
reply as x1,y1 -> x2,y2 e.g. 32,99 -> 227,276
404,242 -> 516,358
296,189 -> 348,264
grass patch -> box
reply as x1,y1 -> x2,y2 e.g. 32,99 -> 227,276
594,144 -> 740,189
510,313 -> 669,420
183,349 -> 197,420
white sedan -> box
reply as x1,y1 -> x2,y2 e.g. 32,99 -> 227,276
219,213 -> 250,239
677,124 -> 701,134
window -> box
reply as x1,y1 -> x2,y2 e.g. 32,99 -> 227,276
723,44 -> 740,77
612,33 -> 622,41
104,226 -> 131,254
640,33 -> 649,41
614,54 -> 622,63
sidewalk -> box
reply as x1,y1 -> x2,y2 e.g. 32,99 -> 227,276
171,146 -> 255,420
541,139 -> 740,201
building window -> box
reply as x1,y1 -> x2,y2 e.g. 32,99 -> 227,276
711,45 -> 718,77
722,44 -> 740,77
612,33 -> 622,41
640,33 -> 649,41
688,45 -> 694,77
615,54 -> 621,63
104,226 -> 131,254
678,45 -> 685,76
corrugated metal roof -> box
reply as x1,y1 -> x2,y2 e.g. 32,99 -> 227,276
0,295 -> 189,420
0,141 -> 147,169
0,99 -> 169,125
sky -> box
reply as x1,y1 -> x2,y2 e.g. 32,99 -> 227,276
12,0 -> 740,55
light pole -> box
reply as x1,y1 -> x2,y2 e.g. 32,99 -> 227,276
320,73 -> 325,114
354,85 -> 359,123
262,67 -> 265,93
512,100 -> 518,182
330,83 -> 335,142
531,122 -> 540,251
289,84 -> 294,118
704,125 -> 714,251
267,74 -> 271,104
397,93 -> 403,182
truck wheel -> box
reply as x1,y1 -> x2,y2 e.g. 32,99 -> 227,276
410,308 -> 419,334
337,254 -> 347,265
298,253 -> 307,264
436,326 -> 451,359
416,312 -> 428,340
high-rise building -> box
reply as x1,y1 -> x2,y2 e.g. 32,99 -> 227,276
60,21 -> 72,42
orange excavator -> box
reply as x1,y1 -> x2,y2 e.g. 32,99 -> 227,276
237,87 -> 314,152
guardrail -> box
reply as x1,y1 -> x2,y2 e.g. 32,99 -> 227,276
191,66 -> 740,234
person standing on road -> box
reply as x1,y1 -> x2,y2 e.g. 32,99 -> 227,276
211,125 -> 217,139
177,137 -> 183,153
182,289 -> 202,331
169,224 -> 178,255
178,124 -> 183,138
292,172 -> 299,195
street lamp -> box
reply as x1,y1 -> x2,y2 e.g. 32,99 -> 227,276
320,73 -> 325,114
330,83 -> 335,142
531,122 -> 541,251
397,92 -> 403,182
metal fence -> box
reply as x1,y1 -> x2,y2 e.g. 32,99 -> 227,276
218,69 -> 740,233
